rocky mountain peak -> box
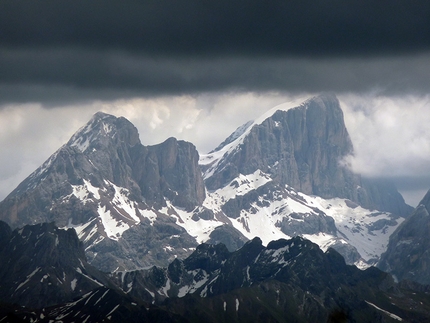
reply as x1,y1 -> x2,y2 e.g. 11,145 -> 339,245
201,93 -> 353,193
4,226 -> 430,322
201,93 -> 411,217
0,112 -> 207,271
0,95 -> 413,273
67,111 -> 141,153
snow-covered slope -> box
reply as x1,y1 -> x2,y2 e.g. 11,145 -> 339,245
169,168 -> 402,268
197,94 -> 407,268
49,166 -> 403,269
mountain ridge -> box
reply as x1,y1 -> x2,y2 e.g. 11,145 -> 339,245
201,93 -> 411,216
0,112 -> 207,270
0,94 -> 412,272
1,220 -> 430,322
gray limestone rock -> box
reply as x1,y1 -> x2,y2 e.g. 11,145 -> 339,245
0,112 -> 206,229
0,112 -> 206,271
204,93 -> 412,217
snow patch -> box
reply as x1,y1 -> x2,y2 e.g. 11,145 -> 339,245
70,179 -> 100,203
167,201 -> 224,244
366,301 -> 403,321
307,196 -> 404,262
203,170 -> 272,212
15,267 -> 41,291
97,205 -> 130,240
71,278 -> 77,291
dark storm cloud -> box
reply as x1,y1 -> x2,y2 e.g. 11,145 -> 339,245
1,49 -> 430,105
1,0 -> 430,104
2,0 -> 430,56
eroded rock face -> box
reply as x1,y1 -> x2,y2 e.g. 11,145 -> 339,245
0,96 -> 413,272
0,112 -> 206,229
0,113 -> 207,271
378,189 -> 430,284
204,94 -> 355,194
133,137 -> 206,211
203,93 -> 411,217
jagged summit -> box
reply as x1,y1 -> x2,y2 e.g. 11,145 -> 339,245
0,221 -> 109,308
3,224 -> 430,322
196,94 -> 411,268
67,111 -> 141,153
0,112 -> 206,271
0,95 -> 412,272
200,93 -> 410,217
200,93 -> 354,195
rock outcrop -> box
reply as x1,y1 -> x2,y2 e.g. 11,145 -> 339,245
0,112 -> 205,229
202,93 -> 412,217
0,221 -> 112,308
0,112 -> 207,271
2,221 -> 430,322
378,189 -> 430,284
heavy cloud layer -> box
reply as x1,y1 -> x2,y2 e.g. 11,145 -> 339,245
1,1 -> 430,206
1,1 -> 430,104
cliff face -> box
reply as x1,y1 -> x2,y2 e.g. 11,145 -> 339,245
203,93 -> 411,216
0,112 -> 205,229
0,112 -> 207,271
132,137 -> 206,211
0,95 -> 413,272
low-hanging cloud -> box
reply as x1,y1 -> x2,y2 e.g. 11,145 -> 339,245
340,94 -> 430,205
341,94 -> 430,178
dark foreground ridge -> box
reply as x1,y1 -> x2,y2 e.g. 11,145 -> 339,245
1,220 -> 429,322
379,189 -> 430,285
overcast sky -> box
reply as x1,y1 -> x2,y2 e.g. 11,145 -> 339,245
1,1 -> 430,206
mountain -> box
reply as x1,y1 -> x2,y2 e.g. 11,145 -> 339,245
0,94 -> 412,271
201,93 -> 410,216
0,112 -> 209,271
199,93 -> 411,267
378,189 -> 430,285
0,221 -> 187,322
1,222 -> 430,322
